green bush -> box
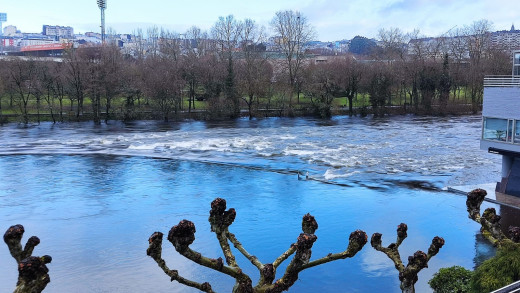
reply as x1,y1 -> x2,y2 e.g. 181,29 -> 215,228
471,242 -> 520,292
429,266 -> 473,293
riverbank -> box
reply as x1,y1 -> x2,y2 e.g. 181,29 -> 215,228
0,102 -> 478,124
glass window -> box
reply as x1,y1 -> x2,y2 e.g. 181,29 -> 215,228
515,120 -> 520,144
514,53 -> 520,76
483,117 -> 508,141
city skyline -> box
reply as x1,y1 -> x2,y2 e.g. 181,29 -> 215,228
1,0 -> 518,41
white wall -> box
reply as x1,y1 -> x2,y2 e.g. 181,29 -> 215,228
483,87 -> 520,120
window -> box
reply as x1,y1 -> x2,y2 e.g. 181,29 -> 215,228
513,120 -> 520,144
483,118 -> 508,141
514,52 -> 520,76
507,119 -> 514,143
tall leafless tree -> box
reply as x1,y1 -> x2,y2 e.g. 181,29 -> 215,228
270,10 -> 316,107
212,15 -> 243,118
236,19 -> 272,119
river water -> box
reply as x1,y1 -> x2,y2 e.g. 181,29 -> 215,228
0,115 -> 512,292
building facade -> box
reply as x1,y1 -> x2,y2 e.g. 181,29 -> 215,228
480,51 -> 520,196
42,25 -> 74,38
490,25 -> 520,51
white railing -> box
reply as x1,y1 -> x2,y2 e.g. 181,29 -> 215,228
484,76 -> 520,87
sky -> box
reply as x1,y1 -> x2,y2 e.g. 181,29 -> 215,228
0,0 -> 518,41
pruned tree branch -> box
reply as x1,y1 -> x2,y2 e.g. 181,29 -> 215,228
466,188 -> 520,247
226,231 -> 264,270
4,224 -> 52,293
147,231 -> 216,293
371,223 -> 444,293
148,198 -> 367,293
272,245 -> 296,269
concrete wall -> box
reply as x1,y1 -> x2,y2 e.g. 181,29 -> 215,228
480,139 -> 520,152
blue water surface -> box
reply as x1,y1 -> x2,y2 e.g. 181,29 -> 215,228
0,116 -> 510,292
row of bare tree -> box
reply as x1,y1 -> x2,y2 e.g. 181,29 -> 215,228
0,16 -> 512,123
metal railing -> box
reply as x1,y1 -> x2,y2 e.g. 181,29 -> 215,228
491,280 -> 520,293
484,76 -> 520,87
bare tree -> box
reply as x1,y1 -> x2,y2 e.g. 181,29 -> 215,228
183,26 -> 209,114
378,27 -> 408,60
147,26 -> 160,58
8,58 -> 37,123
212,15 -> 243,118
270,10 -> 316,106
159,29 -> 181,61
236,19 -> 272,119
302,62 -> 339,118
143,54 -> 184,121
64,48 -> 87,120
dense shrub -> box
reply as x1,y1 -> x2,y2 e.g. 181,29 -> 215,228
429,266 -> 473,293
471,242 -> 520,292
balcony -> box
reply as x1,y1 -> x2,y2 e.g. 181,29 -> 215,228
484,76 -> 520,87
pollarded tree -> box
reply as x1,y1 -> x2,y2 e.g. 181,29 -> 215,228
371,224 -> 445,293
148,198 -> 367,292
4,225 -> 52,293
442,189 -> 520,292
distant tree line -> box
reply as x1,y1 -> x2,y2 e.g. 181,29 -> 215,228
0,15 -> 512,124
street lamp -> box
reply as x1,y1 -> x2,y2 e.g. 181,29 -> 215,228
97,0 -> 106,43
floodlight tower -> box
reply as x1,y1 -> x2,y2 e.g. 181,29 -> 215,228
97,0 -> 106,43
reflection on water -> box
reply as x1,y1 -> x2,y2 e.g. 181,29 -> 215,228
0,116 -> 513,292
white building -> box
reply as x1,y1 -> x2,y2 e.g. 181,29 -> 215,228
3,25 -> 19,36
42,25 -> 74,38
490,25 -> 520,51
480,50 -> 520,196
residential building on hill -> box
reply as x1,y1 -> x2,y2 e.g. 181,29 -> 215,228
491,25 -> 520,51
42,25 -> 74,38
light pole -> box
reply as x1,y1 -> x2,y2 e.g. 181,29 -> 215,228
97,0 -> 106,43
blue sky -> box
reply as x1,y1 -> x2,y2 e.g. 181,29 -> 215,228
1,0 -> 518,41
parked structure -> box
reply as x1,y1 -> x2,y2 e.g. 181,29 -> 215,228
481,50 -> 520,196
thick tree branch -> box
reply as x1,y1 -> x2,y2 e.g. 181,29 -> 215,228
272,245 -> 296,269
465,188 -> 517,246
227,231 -> 264,270
302,230 -> 367,269
147,231 -> 216,293
4,224 -> 52,293
166,220 -> 245,279
371,223 -> 444,293
209,198 -> 239,267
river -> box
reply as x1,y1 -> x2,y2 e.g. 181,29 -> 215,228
0,115 -> 511,292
